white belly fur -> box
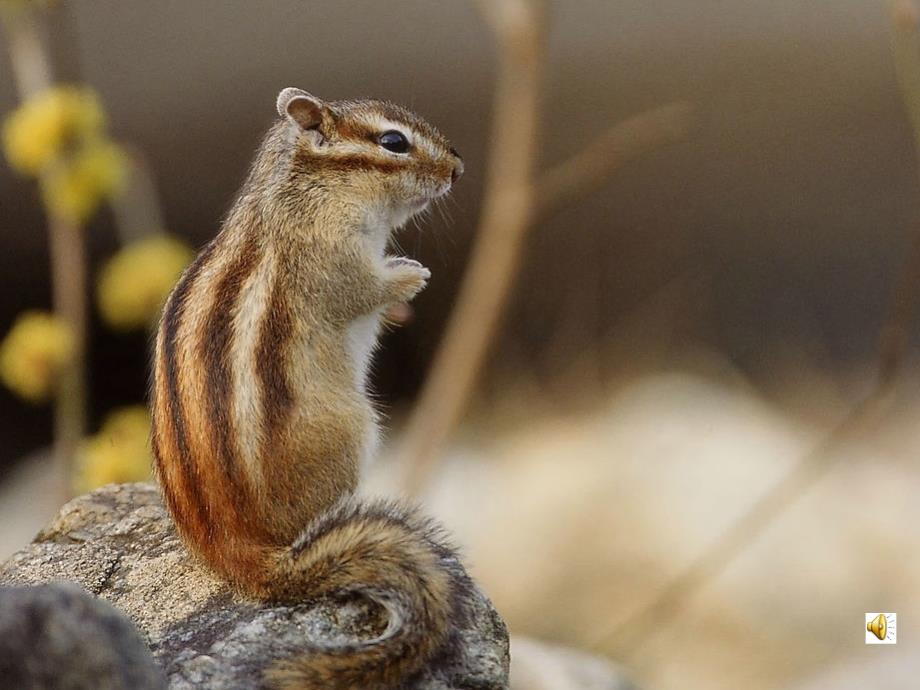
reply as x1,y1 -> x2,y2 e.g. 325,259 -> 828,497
346,310 -> 383,394
346,310 -> 383,470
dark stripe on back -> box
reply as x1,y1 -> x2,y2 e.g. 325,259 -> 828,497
199,234 -> 262,521
256,268 -> 295,460
158,238 -> 219,536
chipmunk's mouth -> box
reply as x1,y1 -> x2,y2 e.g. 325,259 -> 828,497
387,197 -> 431,231
396,180 -> 451,225
412,184 -> 449,210
409,197 -> 432,215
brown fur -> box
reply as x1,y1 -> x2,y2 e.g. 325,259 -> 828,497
151,89 -> 468,688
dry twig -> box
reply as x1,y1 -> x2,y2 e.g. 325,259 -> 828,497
591,0 -> 920,660
398,0 -> 693,493
1,6 -> 86,503
537,101 -> 693,220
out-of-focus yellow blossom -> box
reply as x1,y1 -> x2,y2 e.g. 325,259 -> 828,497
0,310 -> 74,402
97,234 -> 194,331
74,405 -> 152,493
2,86 -> 103,175
42,138 -> 126,223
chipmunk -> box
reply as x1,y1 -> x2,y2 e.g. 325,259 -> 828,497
151,88 -> 469,689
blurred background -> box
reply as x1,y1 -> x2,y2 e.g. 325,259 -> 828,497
1,1 -> 919,689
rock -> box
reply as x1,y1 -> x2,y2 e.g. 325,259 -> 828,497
0,581 -> 164,690
0,483 -> 510,690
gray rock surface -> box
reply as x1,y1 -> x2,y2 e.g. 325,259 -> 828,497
0,581 -> 164,690
0,482 -> 510,690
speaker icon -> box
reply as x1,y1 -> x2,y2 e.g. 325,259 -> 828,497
865,613 -> 897,644
867,614 -> 886,640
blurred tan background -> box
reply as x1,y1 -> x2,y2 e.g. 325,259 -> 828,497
1,2 -> 919,690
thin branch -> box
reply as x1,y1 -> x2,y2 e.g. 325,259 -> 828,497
536,102 -> 694,220
399,0 -> 544,495
472,0 -> 547,44
2,7 -> 85,503
892,0 -> 920,152
878,228 -> 920,386
1,7 -> 51,98
398,1 -> 693,494
591,0 -> 920,659
594,390 -> 894,659
884,0 -> 920,386
47,215 -> 87,503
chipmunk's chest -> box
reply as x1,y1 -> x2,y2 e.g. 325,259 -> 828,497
346,310 -> 383,392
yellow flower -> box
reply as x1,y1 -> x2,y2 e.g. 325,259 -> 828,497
2,86 -> 103,175
96,234 -> 194,331
74,405 -> 152,493
42,139 -> 127,223
0,310 -> 74,402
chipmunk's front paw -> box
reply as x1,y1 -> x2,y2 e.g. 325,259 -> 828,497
386,257 -> 426,271
383,256 -> 430,303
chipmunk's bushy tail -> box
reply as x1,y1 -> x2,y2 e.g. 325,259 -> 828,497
262,498 -> 471,690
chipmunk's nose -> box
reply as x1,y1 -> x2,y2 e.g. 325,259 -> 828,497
449,148 -> 464,183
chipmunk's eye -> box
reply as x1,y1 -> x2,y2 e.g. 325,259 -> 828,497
378,130 -> 410,154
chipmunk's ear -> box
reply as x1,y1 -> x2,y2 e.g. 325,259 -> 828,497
276,87 -> 325,131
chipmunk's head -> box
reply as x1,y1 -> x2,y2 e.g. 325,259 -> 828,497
274,87 -> 463,229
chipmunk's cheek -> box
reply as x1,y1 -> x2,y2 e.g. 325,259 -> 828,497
409,197 -> 431,215
429,176 -> 453,198
419,171 -> 451,199
387,191 -> 428,223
